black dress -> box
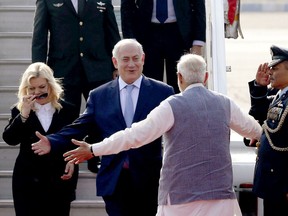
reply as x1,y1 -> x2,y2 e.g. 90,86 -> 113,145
2,101 -> 79,216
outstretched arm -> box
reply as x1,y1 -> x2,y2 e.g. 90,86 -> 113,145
64,100 -> 174,164
64,139 -> 94,164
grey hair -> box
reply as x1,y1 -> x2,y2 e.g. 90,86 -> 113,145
177,54 -> 207,85
112,39 -> 144,59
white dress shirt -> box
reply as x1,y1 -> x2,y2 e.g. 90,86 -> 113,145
118,76 -> 142,116
151,0 -> 177,23
34,102 -> 55,132
70,0 -> 78,12
71,0 -> 86,13
150,0 -> 204,47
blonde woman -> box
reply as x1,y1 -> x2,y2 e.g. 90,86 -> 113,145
2,62 -> 79,216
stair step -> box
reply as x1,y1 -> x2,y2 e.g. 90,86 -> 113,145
0,86 -> 18,114
0,59 -> 31,86
0,1 -> 119,214
0,143 -> 94,171
0,6 -> 35,32
0,114 -> 10,142
0,5 -> 121,32
0,33 -> 32,59
0,0 -> 36,6
0,170 -> 101,200
0,199 -> 106,206
70,200 -> 107,216
0,143 -> 17,170
0,199 -> 107,216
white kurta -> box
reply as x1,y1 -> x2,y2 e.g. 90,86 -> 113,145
91,84 -> 261,216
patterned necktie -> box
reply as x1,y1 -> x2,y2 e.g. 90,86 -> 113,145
124,85 -> 135,127
123,85 -> 135,169
156,0 -> 168,23
78,0 -> 85,16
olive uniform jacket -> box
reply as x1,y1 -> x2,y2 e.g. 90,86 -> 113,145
32,0 -> 121,84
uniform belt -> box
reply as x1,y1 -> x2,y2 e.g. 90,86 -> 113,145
150,22 -> 177,26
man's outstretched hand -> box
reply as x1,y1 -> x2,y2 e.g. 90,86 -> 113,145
63,139 -> 94,164
31,131 -> 51,155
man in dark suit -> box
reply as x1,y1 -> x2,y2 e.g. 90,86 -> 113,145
248,45 -> 288,216
31,39 -> 175,216
32,0 -> 121,114
121,0 -> 206,93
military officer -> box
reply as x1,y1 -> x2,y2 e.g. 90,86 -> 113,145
32,0 -> 121,114
248,45 -> 288,216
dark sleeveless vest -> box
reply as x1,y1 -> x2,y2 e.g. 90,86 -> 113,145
158,86 -> 236,205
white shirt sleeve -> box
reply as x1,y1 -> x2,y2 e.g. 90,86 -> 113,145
229,99 -> 262,140
91,100 -> 174,156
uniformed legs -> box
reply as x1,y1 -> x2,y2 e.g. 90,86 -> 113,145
264,196 -> 288,216
60,60 -> 111,114
142,23 -> 186,93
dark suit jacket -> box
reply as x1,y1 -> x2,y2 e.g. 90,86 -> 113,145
2,101 -> 79,214
121,0 -> 206,48
47,76 -> 174,196
248,81 -> 288,200
32,0 -> 121,84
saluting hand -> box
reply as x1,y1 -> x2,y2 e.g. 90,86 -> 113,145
255,63 -> 270,86
31,131 -> 51,155
63,139 -> 94,164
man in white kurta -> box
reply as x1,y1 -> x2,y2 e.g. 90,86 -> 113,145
65,54 -> 262,216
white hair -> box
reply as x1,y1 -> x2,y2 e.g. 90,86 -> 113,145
112,39 -> 144,59
177,54 -> 207,85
